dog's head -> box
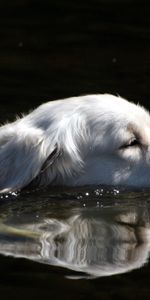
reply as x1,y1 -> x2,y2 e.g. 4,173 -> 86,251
73,94 -> 150,187
1,94 -> 150,192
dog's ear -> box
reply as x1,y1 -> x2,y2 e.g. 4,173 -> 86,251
40,146 -> 60,173
0,127 -> 58,193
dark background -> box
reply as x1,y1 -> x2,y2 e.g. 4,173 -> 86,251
0,0 -> 150,121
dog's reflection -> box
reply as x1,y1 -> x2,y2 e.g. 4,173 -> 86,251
0,205 -> 150,278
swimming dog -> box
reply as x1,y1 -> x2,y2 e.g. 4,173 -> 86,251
0,94 -> 150,193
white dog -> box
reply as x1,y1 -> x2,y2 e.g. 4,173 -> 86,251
0,94 -> 150,193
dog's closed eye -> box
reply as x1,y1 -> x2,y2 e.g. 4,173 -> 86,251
120,138 -> 141,150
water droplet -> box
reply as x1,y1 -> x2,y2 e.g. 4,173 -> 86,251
94,189 -> 100,196
96,201 -> 99,207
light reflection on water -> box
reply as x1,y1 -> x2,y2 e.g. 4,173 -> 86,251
0,187 -> 150,279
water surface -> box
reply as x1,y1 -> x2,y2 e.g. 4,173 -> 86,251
1,187 -> 150,299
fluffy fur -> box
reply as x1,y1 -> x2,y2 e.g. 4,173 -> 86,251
1,94 -> 150,193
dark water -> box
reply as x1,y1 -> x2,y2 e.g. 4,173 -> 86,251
1,188 -> 150,300
1,0 -> 150,299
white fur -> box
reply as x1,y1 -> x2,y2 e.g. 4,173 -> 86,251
1,94 -> 150,193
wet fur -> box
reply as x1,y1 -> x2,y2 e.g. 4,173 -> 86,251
1,94 -> 150,193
